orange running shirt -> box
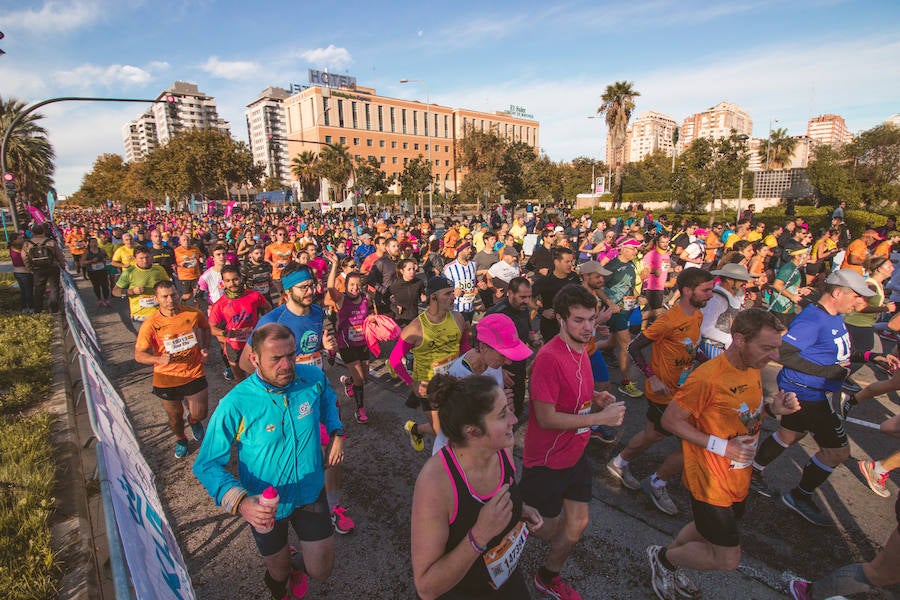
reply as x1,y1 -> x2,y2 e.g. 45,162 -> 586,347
136,306 -> 209,388
174,246 -> 203,281
674,354 -> 764,507
643,304 -> 702,404
840,239 -> 868,275
265,242 -> 295,279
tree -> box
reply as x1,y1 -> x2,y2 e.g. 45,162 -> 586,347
498,141 -> 537,204
398,156 -> 432,202
0,95 -> 55,209
846,124 -> 900,208
354,156 -> 392,201
672,131 -> 749,214
70,153 -> 128,206
622,149 -> 674,194
260,174 -> 287,192
597,81 -> 640,206
760,127 -> 799,170
317,143 -> 353,203
523,153 -> 565,202
290,150 -> 321,202
560,156 -> 605,201
457,124 -> 507,207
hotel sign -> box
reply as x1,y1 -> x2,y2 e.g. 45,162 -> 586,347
309,69 -> 357,89
507,104 -> 534,119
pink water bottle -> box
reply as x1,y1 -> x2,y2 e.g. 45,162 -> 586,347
255,486 -> 279,533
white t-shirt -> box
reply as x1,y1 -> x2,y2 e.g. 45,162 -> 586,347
488,260 -> 520,284
432,355 -> 504,455
198,268 -> 224,305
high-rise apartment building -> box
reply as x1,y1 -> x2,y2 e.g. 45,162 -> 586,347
807,114 -> 853,148
245,87 -> 291,184
282,83 -> 538,198
677,101 -> 753,153
605,111 -> 678,165
122,81 -> 230,161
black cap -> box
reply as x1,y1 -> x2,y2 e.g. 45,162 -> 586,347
426,276 -> 453,297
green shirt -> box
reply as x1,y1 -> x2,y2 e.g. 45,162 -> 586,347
116,265 -> 170,320
770,262 -> 801,314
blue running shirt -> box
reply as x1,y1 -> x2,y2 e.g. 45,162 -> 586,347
777,303 -> 851,401
250,304 -> 326,368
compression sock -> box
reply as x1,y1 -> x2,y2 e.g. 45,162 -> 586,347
658,548 -> 676,571
752,431 -> 789,471
795,456 -> 834,495
539,566 -> 559,583
810,563 -> 872,600
353,384 -> 364,409
264,570 -> 287,600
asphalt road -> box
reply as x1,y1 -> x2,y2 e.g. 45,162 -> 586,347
74,274 -> 900,600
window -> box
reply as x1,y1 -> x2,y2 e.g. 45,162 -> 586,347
424,144 -> 429,151
414,143 -> 419,150
355,154 -> 361,161
445,160 -> 450,166
403,142 -> 408,149
390,107 -> 396,133
444,115 -> 449,137
337,100 -> 344,127
391,141 -> 397,148
323,97 -> 330,126
380,156 -> 385,164
402,109 -> 407,134
339,136 -> 346,145
364,104 -> 371,130
445,145 -> 449,152
377,106 -> 383,132
366,139 -> 373,147
351,102 -> 358,129
325,135 -> 332,143
368,155 -> 375,161
392,156 -> 398,164
433,114 -> 438,138
404,157 -> 409,165
379,140 -> 385,148
413,110 -> 418,135
353,137 -> 360,145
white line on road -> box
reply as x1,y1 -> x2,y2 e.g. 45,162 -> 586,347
844,416 -> 882,430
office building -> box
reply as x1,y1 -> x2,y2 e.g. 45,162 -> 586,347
246,87 -> 291,184
605,111 -> 678,165
677,101 -> 753,153
807,114 -> 853,148
122,110 -> 157,163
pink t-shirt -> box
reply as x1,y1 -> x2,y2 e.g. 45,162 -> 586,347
642,248 -> 671,291
523,336 -> 595,470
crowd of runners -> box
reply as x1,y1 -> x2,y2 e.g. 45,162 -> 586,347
10,200 -> 900,599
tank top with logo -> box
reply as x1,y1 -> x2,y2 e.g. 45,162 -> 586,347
411,311 -> 461,383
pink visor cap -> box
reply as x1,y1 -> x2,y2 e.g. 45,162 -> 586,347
475,314 -> 533,361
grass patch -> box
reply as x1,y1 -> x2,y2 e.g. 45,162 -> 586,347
0,284 -> 59,599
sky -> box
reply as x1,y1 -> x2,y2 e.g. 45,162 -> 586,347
2,0 -> 899,196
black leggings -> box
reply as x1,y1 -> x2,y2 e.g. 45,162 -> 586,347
87,268 -> 111,300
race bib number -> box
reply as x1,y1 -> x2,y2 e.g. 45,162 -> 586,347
348,324 -> 364,343
622,296 -> 636,310
432,356 -> 454,376
230,328 -> 251,343
138,295 -> 159,308
575,400 -> 593,435
91,262 -> 106,271
296,351 -> 324,369
483,521 -> 529,590
182,260 -> 197,268
163,332 -> 197,354
251,283 -> 269,294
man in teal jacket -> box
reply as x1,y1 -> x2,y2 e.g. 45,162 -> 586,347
194,323 -> 344,600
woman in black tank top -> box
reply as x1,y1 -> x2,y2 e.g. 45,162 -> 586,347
411,374 -> 543,599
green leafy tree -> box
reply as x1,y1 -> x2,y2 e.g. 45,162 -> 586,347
354,156 -> 392,201
673,131 -> 749,213
317,143 -> 353,203
398,156 -> 433,202
457,124 -> 507,207
759,127 -> 799,170
290,150 -> 321,202
523,153 -> 564,202
0,96 -> 55,208
560,157 -> 605,201
260,174 -> 287,192
622,149 -> 675,193
71,153 -> 129,206
845,124 -> 900,208
806,145 -> 858,206
597,81 -> 640,206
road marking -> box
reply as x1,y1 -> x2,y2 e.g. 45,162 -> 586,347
844,416 -> 882,430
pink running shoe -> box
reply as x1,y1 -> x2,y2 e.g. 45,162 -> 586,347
283,569 -> 308,599
534,572 -> 582,599
331,505 -> 355,535
355,407 -> 369,424
339,375 -> 354,398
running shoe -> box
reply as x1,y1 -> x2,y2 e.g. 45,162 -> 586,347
340,375 -> 355,398
404,420 -> 424,452
857,460 -> 890,498
189,420 -> 205,442
787,578 -> 812,600
641,477 -> 679,516
673,569 -> 701,599
355,407 -> 369,424
619,381 -> 644,398
331,505 -> 355,534
606,457 -> 641,490
223,366 -> 235,381
286,569 -> 308,599
646,545 -> 678,600
590,425 -> 616,444
533,572 -> 582,600
174,438 -> 188,459
781,491 -> 832,527
749,470 -> 775,498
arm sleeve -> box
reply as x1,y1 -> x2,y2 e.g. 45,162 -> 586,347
628,333 -> 655,378
389,337 -> 415,385
779,341 -> 847,380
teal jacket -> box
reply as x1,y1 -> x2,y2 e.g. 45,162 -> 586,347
193,364 -> 341,519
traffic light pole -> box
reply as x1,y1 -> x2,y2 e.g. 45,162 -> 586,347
1,96 -> 167,232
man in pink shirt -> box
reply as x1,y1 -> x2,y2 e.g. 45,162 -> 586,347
642,232 -> 672,325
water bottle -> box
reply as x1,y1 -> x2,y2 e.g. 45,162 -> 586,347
255,486 -> 279,533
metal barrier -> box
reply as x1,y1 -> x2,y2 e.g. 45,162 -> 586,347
61,271 -> 194,600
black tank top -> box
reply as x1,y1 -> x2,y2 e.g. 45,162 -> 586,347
438,446 -> 524,598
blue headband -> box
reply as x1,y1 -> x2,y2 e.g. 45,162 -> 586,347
282,269 -> 314,290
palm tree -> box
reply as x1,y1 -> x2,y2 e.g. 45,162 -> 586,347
316,143 -> 354,204
597,81 -> 640,206
0,96 -> 55,209
760,127 -> 799,170
290,150 -> 321,202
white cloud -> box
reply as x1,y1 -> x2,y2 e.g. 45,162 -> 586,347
201,56 -> 261,80
54,63 -> 156,88
297,45 -> 353,69
0,64 -> 50,98
6,0 -> 101,34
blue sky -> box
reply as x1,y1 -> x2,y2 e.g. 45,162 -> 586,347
2,0 -> 899,196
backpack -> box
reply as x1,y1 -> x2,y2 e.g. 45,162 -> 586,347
28,239 -> 58,272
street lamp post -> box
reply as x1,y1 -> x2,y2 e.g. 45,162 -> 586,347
400,78 -> 432,218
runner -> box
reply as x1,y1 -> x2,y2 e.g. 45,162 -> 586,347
174,232 -> 204,303
411,374 -> 544,599
645,309 -> 799,600
698,263 -> 753,358
194,323 -> 342,600
607,268 -> 715,516
264,226 -> 295,297
388,258 -> 425,328
79,237 -> 112,307
208,265 -> 270,383
325,251 -> 372,424
443,241 -> 479,323
112,246 -> 171,323
602,238 -> 643,397
642,232 -> 672,325
521,284 -> 625,600
110,232 -> 138,270
484,277 -> 536,419
241,244 -> 277,305
133,280 -> 211,459
148,228 -> 176,280
390,276 -> 469,452
532,247 -> 581,342
198,244 -> 228,309
431,313 -> 532,455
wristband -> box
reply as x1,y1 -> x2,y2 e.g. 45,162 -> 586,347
763,403 -> 775,418
706,435 -> 728,457
330,428 -> 345,438
467,528 -> 487,553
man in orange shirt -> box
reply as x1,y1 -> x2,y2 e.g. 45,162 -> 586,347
134,280 -> 211,459
607,268 -> 715,516
66,225 -> 88,277
264,227 -> 295,294
841,229 -> 882,274
874,230 -> 898,258
442,220 -> 461,259
646,308 -> 800,600
174,232 -> 204,303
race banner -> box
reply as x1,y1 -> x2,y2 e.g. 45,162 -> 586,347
61,272 -> 102,357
